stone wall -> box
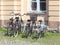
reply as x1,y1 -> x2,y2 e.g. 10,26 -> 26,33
48,0 -> 59,30
0,0 -> 21,27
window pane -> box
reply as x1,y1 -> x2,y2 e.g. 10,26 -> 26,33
32,0 -> 36,1
40,0 -> 46,1
31,2 -> 37,10
40,2 -> 46,11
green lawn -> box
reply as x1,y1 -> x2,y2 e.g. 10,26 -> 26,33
0,28 -> 60,45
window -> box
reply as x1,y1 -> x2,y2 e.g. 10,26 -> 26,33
40,1 -> 46,11
28,0 -> 46,14
32,2 -> 37,10
40,0 -> 46,12
31,0 -> 37,10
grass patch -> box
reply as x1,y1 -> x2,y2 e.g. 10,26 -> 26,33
0,28 -> 7,32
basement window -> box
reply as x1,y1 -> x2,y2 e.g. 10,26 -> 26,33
28,0 -> 46,14
31,0 -> 37,10
32,2 -> 37,10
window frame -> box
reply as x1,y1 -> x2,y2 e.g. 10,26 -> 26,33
28,0 -> 46,14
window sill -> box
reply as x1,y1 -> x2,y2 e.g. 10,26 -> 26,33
26,11 -> 46,15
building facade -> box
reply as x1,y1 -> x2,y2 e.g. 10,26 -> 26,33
0,0 -> 60,30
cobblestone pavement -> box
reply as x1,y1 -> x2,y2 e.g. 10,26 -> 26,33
0,40 -> 45,45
